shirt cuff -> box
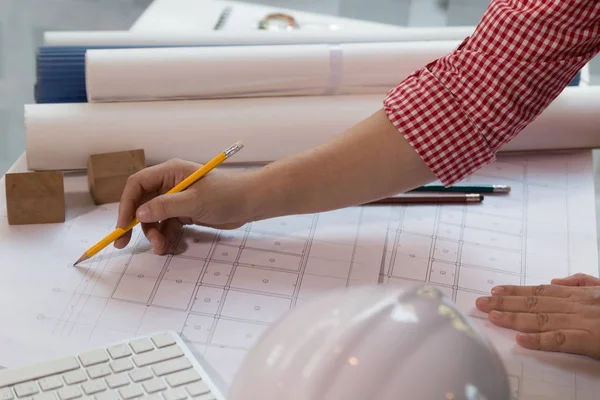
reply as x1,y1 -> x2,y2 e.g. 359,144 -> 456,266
383,67 -> 496,187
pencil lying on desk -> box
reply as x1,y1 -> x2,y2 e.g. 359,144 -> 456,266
410,184 -> 510,193
73,141 -> 244,266
365,193 -> 484,205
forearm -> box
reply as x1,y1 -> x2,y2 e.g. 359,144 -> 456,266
247,109 -> 435,220
244,0 -> 600,222
386,0 -> 600,186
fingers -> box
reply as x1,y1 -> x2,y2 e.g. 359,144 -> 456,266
117,171 -> 157,229
116,160 -> 188,237
490,284 -> 577,298
488,310 -> 584,333
551,273 -> 600,287
142,222 -> 165,255
515,330 -> 594,357
160,219 -> 183,254
116,189 -> 157,249
141,219 -> 184,255
136,191 -> 198,223
114,232 -> 131,249
475,295 -> 578,314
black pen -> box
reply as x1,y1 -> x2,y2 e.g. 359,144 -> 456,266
410,184 -> 510,194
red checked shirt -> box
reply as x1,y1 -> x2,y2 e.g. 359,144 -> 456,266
383,0 -> 600,186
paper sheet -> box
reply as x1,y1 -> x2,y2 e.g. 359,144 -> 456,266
0,167 -> 388,383
25,87 -> 600,171
43,27 -> 475,47
380,150 -> 600,399
0,151 -> 599,397
85,41 -> 460,102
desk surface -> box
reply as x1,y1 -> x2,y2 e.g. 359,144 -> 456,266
1,1 -> 600,393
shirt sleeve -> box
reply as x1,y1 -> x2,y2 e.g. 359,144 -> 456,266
383,1 -> 600,186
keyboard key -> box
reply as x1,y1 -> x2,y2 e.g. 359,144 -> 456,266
87,365 -> 111,379
128,368 -> 152,383
162,389 -> 187,400
93,392 -> 120,400
142,379 -> 166,394
57,386 -> 81,400
0,357 -> 80,388
151,334 -> 176,349
109,359 -> 133,373
145,396 -> 163,400
39,376 -> 63,391
129,339 -> 154,354
133,346 -> 183,368
32,394 -> 57,400
82,380 -> 106,395
14,382 -> 39,397
78,350 -> 109,367
106,344 -> 131,360
104,373 -> 129,389
118,384 -> 143,399
63,369 -> 87,385
185,381 -> 211,397
165,370 -> 201,387
151,358 -> 192,377
0,389 -> 13,400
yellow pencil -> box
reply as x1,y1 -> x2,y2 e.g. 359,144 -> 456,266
73,141 -> 244,266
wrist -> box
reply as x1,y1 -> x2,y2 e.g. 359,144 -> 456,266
241,165 -> 290,223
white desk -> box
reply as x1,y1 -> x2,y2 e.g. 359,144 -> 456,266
1,3 -> 599,393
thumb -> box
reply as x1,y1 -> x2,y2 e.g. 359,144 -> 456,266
136,192 -> 197,222
551,273 -> 600,287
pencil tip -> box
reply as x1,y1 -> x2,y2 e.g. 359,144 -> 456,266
73,254 -> 89,266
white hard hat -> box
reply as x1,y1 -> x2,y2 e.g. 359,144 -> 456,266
229,284 -> 510,400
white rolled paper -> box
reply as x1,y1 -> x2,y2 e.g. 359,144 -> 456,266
85,41 -> 461,102
25,87 -> 600,171
25,95 -> 382,171
502,86 -> 600,152
44,27 -> 474,47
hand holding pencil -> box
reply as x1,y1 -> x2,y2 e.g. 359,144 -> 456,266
77,138 -> 507,264
75,142 -> 245,264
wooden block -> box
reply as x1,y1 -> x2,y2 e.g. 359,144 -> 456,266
5,171 -> 65,225
87,149 -> 146,204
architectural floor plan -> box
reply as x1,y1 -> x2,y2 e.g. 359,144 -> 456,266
48,204 -> 391,383
1,150 -> 599,398
380,150 -> 600,400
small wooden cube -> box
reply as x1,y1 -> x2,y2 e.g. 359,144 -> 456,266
5,171 -> 65,225
87,149 -> 146,204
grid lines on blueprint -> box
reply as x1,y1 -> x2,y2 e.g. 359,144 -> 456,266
48,204 -> 390,381
382,151 -> 598,306
380,150 -> 600,400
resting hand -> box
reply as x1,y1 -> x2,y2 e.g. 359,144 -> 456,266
475,273 -> 600,360
114,159 -> 259,254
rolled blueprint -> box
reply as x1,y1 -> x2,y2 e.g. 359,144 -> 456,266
502,86 -> 600,152
85,41 -> 460,102
24,87 -> 600,171
25,95 -> 382,170
43,27 -> 474,47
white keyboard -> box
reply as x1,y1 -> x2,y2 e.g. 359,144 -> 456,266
0,332 -> 226,400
